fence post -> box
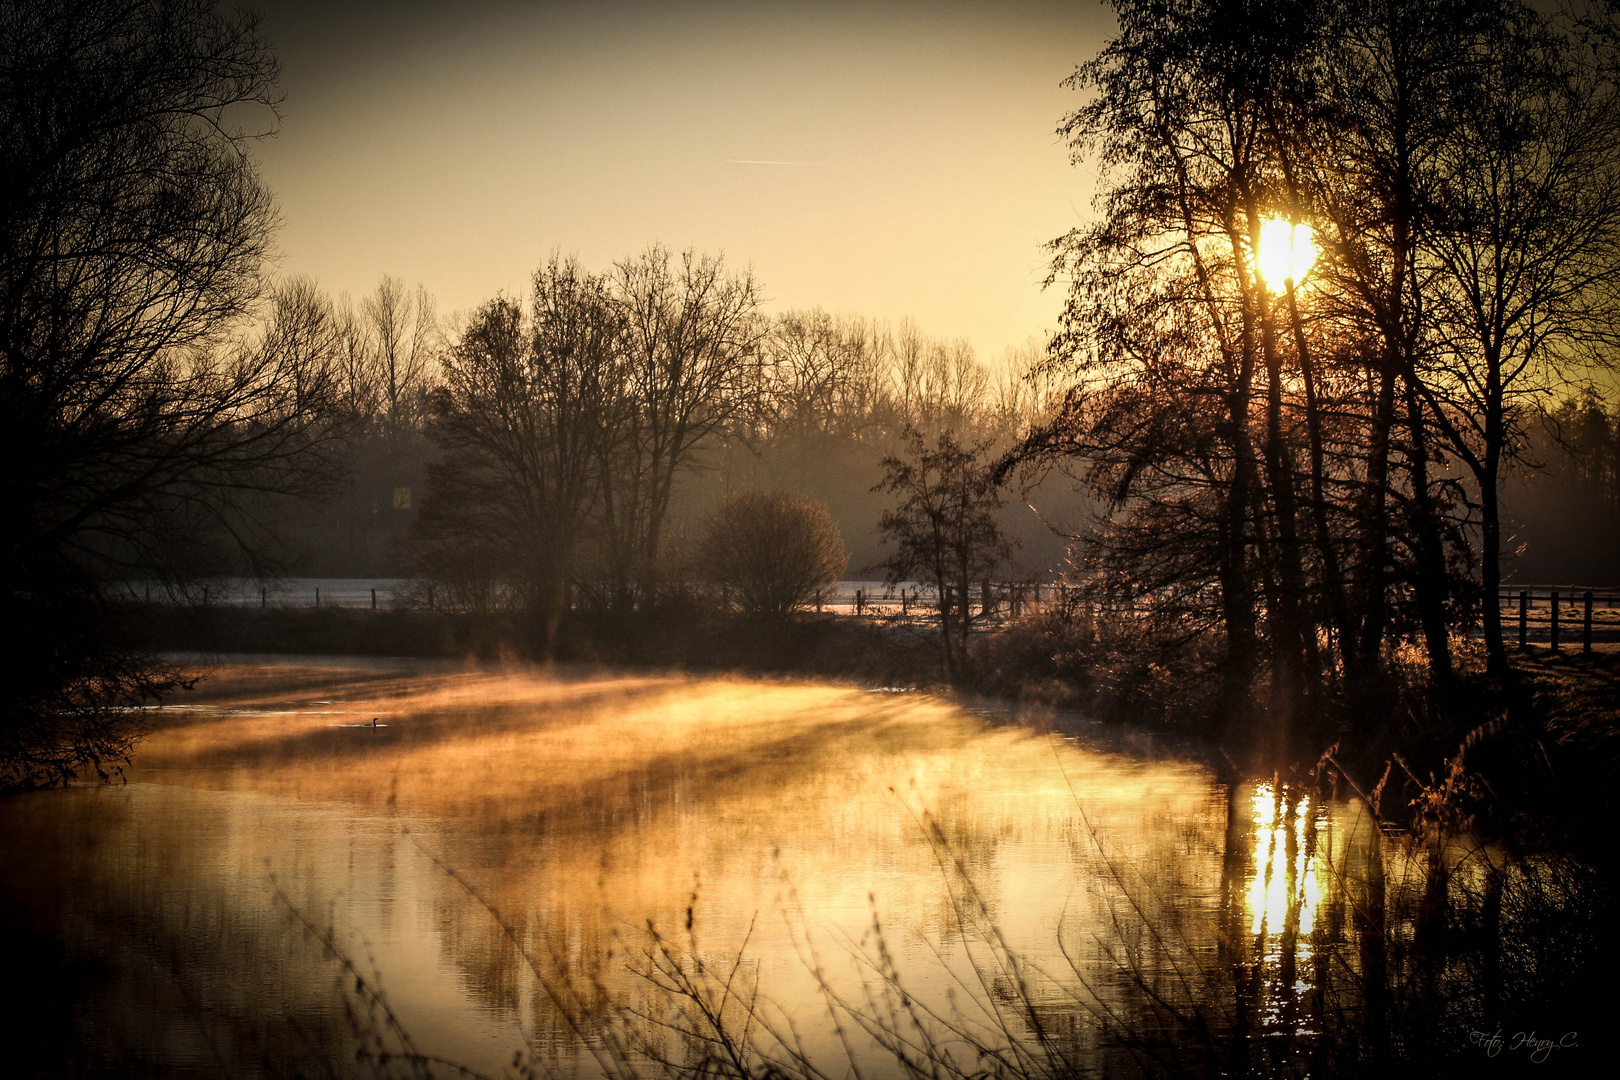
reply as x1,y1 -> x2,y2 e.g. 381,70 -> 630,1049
1584,590 -> 1594,655
315,587 -> 320,608
856,588 -> 864,616
1518,591 -> 1527,648
1550,591 -> 1560,652
371,588 -> 377,610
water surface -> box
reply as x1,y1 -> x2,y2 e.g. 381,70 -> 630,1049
0,656 -> 1402,1077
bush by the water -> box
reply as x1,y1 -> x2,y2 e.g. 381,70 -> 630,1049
698,490 -> 846,620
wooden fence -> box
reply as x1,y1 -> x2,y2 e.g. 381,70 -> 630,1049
1496,586 -> 1620,653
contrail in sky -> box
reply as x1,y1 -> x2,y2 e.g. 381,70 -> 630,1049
727,157 -> 830,167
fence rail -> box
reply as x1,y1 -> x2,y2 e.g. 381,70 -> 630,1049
1496,587 -> 1620,653
120,578 -> 407,611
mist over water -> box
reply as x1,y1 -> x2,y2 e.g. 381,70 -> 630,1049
0,658 -> 1414,1076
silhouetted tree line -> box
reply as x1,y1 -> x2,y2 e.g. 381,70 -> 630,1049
396,253 -> 1061,647
1001,0 -> 1620,758
256,276 -> 1067,594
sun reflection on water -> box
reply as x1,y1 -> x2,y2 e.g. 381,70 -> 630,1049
1247,782 -> 1322,937
1240,780 -> 1342,1038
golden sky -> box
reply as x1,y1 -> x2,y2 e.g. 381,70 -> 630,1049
250,0 -> 1114,359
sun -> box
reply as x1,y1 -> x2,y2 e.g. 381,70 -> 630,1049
1257,218 -> 1318,292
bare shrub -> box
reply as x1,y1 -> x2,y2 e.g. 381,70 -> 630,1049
698,491 -> 846,620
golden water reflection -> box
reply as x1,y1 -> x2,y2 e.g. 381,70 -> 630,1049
0,657 -> 1418,1077
1248,783 -> 1324,936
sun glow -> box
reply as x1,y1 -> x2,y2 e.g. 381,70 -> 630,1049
1257,218 -> 1318,292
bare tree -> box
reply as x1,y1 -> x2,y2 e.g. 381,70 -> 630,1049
761,309 -> 890,439
409,259 -> 623,648
892,318 -> 932,429
1,0 -> 339,785
359,276 -> 440,436
1419,11 -> 1620,675
875,427 -> 1013,682
1288,0 -> 1519,686
596,246 -> 764,604
888,319 -> 992,436
402,299 -> 525,617
334,295 -> 383,424
988,337 -> 1061,439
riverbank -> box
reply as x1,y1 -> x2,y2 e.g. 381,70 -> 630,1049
129,601 -> 945,687
130,601 -> 1619,857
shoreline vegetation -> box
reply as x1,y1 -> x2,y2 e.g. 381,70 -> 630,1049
135,598 -> 1619,862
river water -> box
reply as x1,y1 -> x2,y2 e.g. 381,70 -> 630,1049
0,656 -> 1519,1078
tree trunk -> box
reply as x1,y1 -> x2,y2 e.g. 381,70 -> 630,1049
1287,283 -> 1358,683
936,576 -> 957,681
1257,273 -> 1311,731
1404,382 -> 1453,684
1217,461 -> 1259,734
1480,426 -> 1508,678
1473,340 -> 1510,679
1357,367 -> 1398,677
